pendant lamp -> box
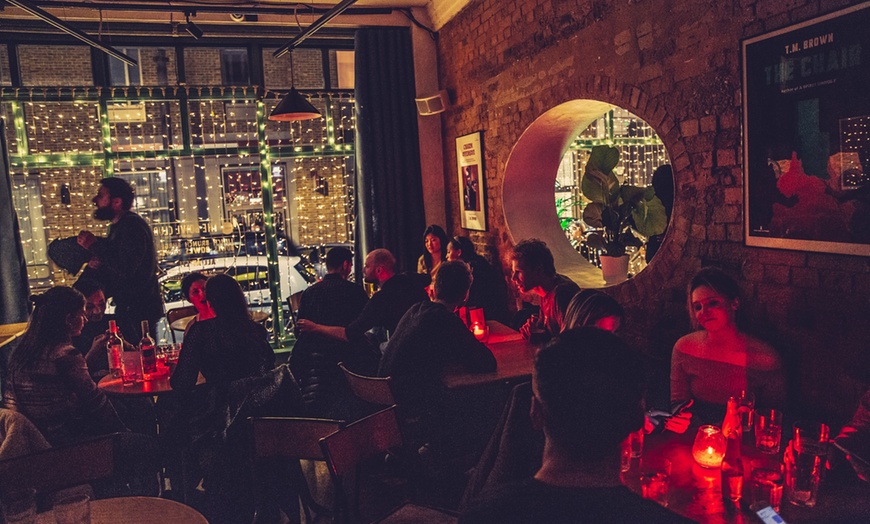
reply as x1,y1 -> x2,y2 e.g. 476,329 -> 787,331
269,87 -> 321,121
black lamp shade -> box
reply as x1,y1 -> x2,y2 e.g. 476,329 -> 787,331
269,88 -> 321,121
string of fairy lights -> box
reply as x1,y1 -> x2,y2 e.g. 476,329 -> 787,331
2,86 -> 357,295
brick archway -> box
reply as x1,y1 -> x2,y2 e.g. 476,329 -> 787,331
502,80 -> 686,289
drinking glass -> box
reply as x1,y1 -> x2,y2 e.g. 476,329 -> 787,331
737,390 -> 756,433
755,409 -> 782,454
120,351 -> 142,386
640,457 -> 671,507
620,438 -> 632,473
629,428 -> 644,458
786,420 -> 830,508
52,493 -> 91,524
751,466 -> 784,512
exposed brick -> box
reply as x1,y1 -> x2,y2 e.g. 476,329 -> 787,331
791,266 -> 820,288
680,119 -> 700,137
764,264 -> 790,285
700,115 -> 717,133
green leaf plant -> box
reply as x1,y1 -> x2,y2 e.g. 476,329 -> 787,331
580,145 -> 667,258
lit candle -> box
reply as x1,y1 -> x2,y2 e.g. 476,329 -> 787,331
692,425 -> 726,468
471,322 -> 486,340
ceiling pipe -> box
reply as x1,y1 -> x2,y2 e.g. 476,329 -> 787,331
5,0 -> 138,67
273,0 -> 358,58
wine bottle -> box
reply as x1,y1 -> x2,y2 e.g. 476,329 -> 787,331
106,320 -> 123,378
139,320 -> 157,375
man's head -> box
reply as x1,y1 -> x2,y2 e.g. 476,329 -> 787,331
72,278 -> 107,323
431,260 -> 472,307
325,246 -> 354,279
93,177 -> 134,220
532,327 -> 645,462
510,239 -> 556,294
363,249 -> 396,286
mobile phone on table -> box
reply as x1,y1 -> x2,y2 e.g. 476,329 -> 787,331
669,399 -> 693,416
754,505 -> 786,524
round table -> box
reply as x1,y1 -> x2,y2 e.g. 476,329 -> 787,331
36,496 -> 207,524
97,372 -> 173,397
169,310 -> 269,332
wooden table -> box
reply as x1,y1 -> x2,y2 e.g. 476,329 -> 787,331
169,310 -> 269,331
629,429 -> 870,523
443,320 -> 537,389
98,371 -> 173,397
0,322 -> 28,349
36,496 -> 207,524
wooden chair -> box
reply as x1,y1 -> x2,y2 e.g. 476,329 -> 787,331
319,406 -> 457,524
249,417 -> 345,523
0,435 -> 114,497
166,305 -> 197,342
339,362 -> 395,407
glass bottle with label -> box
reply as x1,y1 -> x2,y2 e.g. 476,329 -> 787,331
721,397 -> 744,504
139,320 -> 157,376
106,320 -> 123,378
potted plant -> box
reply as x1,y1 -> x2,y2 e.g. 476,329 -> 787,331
581,145 -> 667,283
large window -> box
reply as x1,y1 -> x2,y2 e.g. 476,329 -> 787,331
109,48 -> 142,86
10,175 -> 50,280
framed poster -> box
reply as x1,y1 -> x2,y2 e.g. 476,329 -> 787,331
743,3 -> 870,255
456,131 -> 487,231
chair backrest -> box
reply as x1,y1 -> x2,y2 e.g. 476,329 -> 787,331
0,435 -> 114,497
250,417 -> 344,461
166,305 -> 197,325
319,406 -> 402,480
339,363 -> 395,406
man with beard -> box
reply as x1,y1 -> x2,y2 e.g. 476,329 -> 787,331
510,239 -> 575,341
71,278 -> 114,377
77,177 -> 162,340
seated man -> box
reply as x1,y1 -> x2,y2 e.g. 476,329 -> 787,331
71,278 -> 113,378
461,328 -> 692,523
379,261 -> 496,449
290,246 -> 369,418
509,239 -> 576,340
297,248 -> 427,366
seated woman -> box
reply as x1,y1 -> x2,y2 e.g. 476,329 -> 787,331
170,274 -> 275,391
417,224 -> 449,277
671,267 -> 786,422
2,286 -> 127,446
180,271 -> 215,335
446,236 -> 510,324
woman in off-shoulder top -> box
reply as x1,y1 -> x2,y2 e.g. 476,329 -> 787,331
671,267 -> 786,420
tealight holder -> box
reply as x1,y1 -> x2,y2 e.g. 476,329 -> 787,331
471,321 -> 489,343
692,425 -> 727,468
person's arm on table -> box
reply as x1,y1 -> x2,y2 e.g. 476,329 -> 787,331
59,347 -> 127,433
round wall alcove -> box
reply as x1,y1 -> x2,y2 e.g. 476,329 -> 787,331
502,96 -> 679,289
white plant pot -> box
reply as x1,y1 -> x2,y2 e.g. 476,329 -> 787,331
600,254 -> 629,285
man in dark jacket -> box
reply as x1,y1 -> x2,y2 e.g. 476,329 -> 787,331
290,246 -> 369,418
77,177 -> 162,340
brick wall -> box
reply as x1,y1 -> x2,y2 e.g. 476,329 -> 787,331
18,45 -> 92,86
182,48 -> 223,85
263,48 -> 325,89
0,46 -> 10,86
438,0 -> 869,422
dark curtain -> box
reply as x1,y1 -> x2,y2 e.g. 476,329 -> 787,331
354,28 -> 426,274
0,118 -> 30,324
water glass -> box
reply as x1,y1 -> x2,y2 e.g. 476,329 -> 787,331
737,390 -> 756,433
785,439 -> 824,508
751,467 -> 784,512
640,457 -> 671,507
629,428 -> 644,458
755,409 -> 782,454
120,351 -> 142,386
52,493 -> 91,524
1,488 -> 36,524
620,438 -> 632,473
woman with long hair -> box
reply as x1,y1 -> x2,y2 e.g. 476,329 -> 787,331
170,274 -> 275,391
180,271 -> 215,334
671,267 -> 785,420
3,286 -> 126,445
417,224 -> 449,277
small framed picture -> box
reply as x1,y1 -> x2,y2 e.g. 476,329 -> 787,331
456,131 -> 487,231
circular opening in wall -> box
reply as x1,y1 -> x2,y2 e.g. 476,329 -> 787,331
503,100 -> 671,288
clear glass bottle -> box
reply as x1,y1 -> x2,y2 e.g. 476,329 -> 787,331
106,320 -> 123,378
721,397 -> 744,504
139,320 -> 157,375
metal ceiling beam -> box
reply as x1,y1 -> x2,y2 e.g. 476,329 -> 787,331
273,0 -> 359,58
5,0 -> 138,66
